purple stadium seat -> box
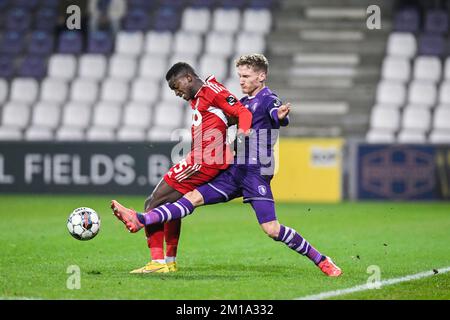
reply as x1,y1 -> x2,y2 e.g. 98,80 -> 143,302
218,0 -> 248,9
160,0 -> 186,8
394,7 -> 420,33
0,55 -> 15,78
6,8 -> 32,32
248,0 -> 275,9
39,0 -> 59,8
153,6 -> 180,31
0,0 -> 10,10
0,31 -> 25,55
424,9 -> 449,34
14,0 -> 39,10
18,55 -> 47,79
122,9 -> 150,31
35,7 -> 58,31
189,0 -> 216,8
128,0 -> 159,10
28,31 -> 54,55
87,31 -> 113,54
418,33 -> 445,56
57,31 -> 83,54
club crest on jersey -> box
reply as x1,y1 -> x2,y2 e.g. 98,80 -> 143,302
192,108 -> 202,126
258,185 -> 267,196
273,99 -> 282,107
226,95 -> 237,106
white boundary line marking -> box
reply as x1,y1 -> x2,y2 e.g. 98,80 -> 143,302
0,296 -> 42,300
296,266 -> 450,300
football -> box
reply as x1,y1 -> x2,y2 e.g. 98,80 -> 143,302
67,207 -> 101,241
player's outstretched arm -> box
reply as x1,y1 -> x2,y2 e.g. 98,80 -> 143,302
277,102 -> 291,121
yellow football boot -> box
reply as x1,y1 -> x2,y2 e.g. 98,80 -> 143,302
129,261 -> 169,274
167,261 -> 177,272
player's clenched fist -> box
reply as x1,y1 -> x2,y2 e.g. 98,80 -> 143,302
277,103 -> 291,120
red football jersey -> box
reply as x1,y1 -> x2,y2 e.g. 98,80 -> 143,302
188,75 -> 252,169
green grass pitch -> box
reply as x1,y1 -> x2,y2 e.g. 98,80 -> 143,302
1,195 -> 450,300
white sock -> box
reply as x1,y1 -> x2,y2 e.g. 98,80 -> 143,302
165,256 -> 176,263
153,259 -> 166,264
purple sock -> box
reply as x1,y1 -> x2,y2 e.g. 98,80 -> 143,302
138,197 -> 195,226
276,225 -> 324,265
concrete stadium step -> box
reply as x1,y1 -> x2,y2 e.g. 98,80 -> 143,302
280,0 -> 394,10
275,18 -> 392,32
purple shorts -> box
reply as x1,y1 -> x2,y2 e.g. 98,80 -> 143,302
197,164 -> 276,224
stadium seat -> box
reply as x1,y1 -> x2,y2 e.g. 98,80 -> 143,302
30,101 -> 61,129
224,77 -> 243,98
57,31 -> 83,54
401,107 -> 431,132
181,8 -> 211,33
242,9 -> 271,34
100,79 -> 129,103
381,56 -> 411,83
1,102 -> 30,129
212,8 -> 241,33
198,55 -> 228,81
369,106 -> 400,132
0,79 -> 8,104
429,130 -> 450,143
108,54 -> 137,81
116,127 -> 146,141
87,31 -> 114,54
173,31 -> 203,55
56,102 -> 91,141
424,9 -> 449,34
393,6 -> 420,32
28,31 -> 54,55
130,79 -> 159,104
70,79 -> 99,104
147,127 -> 176,141
153,6 -> 181,32
85,102 -> 122,141
235,32 -> 266,55
0,55 -> 15,78
413,56 -> 442,83
48,54 -> 77,80
433,107 -> 450,131
366,129 -> 396,143
139,54 -> 169,79
169,53 -> 198,70
444,57 -> 450,80
78,54 -> 107,80
10,78 -> 39,104
386,32 -> 417,58
407,81 -> 437,108
0,127 -> 23,140
205,32 -> 234,57
418,33 -> 445,57
122,102 -> 152,129
122,9 -> 150,31
115,31 -> 144,56
40,78 -> 68,103
35,7 -> 58,31
6,7 -> 31,32
153,101 -> 184,128
144,31 -> 173,55
0,31 -> 25,55
18,55 -> 47,79
439,82 -> 450,105
24,126 -> 54,141
397,130 -> 426,143
375,81 -> 406,107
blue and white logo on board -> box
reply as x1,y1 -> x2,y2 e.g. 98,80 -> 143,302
258,185 -> 267,196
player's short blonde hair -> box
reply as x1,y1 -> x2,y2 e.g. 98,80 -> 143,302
235,54 -> 269,73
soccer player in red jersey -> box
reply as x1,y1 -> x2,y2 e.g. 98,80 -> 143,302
121,62 -> 252,273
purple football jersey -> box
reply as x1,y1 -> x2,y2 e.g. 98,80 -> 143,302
235,86 -> 289,170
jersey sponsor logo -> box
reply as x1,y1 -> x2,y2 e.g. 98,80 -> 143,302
258,185 -> 267,196
226,95 -> 237,106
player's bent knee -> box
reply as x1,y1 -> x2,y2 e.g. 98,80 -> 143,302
184,189 -> 204,207
261,221 -> 280,239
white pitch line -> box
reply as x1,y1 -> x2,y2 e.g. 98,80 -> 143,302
296,266 -> 450,300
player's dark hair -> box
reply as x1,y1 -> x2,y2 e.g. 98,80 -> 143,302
165,62 -> 197,81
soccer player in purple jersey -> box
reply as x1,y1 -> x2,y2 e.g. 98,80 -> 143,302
112,54 -> 342,277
